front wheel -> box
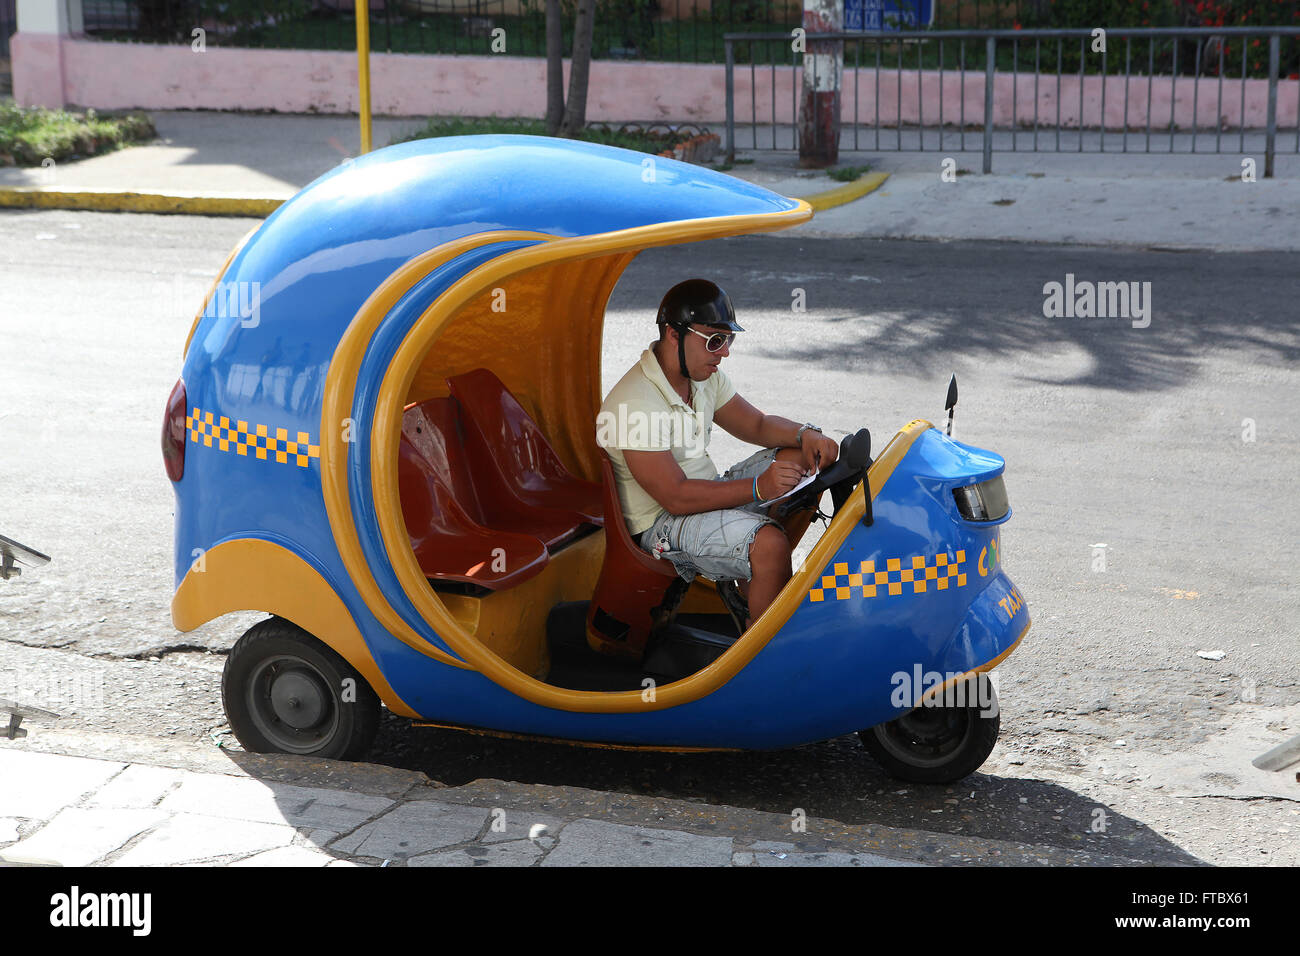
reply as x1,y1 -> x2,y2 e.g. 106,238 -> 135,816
222,617 -> 380,761
858,673 -> 1000,784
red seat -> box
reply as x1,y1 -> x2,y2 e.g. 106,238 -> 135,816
399,400 -> 548,590
584,454 -> 680,661
447,368 -> 602,550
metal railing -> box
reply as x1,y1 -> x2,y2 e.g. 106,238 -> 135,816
76,0 -> 1191,62
80,0 -> 803,62
725,27 -> 1300,174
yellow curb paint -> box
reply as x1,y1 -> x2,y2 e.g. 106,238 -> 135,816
0,170 -> 888,219
798,171 -> 891,212
0,188 -> 284,217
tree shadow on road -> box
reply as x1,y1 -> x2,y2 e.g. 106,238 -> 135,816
627,238 -> 1299,395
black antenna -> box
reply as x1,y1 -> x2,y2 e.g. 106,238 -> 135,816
944,374 -> 958,437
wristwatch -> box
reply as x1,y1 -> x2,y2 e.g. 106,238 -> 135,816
795,423 -> 821,446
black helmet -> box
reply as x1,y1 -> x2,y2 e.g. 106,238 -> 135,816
656,279 -> 745,334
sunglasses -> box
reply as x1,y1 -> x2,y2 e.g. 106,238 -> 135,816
683,326 -> 737,353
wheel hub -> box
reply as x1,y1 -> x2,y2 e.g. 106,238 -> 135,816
876,704 -> 972,765
897,706 -> 961,746
269,669 -> 328,730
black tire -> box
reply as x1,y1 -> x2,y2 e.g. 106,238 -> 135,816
222,617 -> 380,761
858,673 -> 1000,784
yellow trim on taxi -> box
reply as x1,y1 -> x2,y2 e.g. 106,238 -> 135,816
323,209 -> 948,715
171,537 -> 420,718
320,207 -> 972,715
372,403 -> 921,712
322,230 -> 558,671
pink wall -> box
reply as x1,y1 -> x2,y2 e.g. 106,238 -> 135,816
11,33 -> 66,109
13,35 -> 1298,132
13,36 -> 728,120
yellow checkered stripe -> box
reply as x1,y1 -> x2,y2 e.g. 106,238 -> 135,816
809,551 -> 968,603
186,407 -> 321,468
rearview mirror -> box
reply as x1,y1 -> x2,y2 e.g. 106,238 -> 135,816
840,428 -> 872,472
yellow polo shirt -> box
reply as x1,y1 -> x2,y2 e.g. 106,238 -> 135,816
597,345 -> 737,536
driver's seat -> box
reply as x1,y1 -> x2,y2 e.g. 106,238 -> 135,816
585,455 -> 684,662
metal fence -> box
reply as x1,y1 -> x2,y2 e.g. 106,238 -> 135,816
78,0 -> 1300,63
81,0 -> 799,61
725,27 -> 1300,173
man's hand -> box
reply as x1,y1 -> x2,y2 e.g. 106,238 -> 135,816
757,459 -> 806,500
800,430 -> 839,475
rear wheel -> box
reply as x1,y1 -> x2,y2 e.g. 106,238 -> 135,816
222,617 -> 380,761
858,674 -> 1000,784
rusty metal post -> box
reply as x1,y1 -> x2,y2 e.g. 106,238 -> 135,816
983,35 -> 995,174
1265,34 -> 1279,179
799,0 -> 843,167
726,37 -> 736,164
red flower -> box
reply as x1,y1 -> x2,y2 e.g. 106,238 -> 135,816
1013,21 -> 1022,29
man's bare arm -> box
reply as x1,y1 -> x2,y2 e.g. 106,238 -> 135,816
715,394 -> 840,472
623,448 -> 803,515
713,394 -> 803,448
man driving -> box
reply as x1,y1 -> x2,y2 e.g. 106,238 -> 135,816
596,278 -> 839,629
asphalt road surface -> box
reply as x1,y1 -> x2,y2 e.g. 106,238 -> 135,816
2,209 -> 1297,865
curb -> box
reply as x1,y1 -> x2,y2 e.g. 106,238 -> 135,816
0,731 -> 1159,867
0,187 -> 284,217
799,170 -> 891,211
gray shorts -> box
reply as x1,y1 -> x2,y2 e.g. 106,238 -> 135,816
637,447 -> 782,583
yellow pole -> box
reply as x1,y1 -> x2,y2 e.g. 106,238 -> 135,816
355,0 -> 372,154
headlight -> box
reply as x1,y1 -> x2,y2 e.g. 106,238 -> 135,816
953,476 -> 1009,522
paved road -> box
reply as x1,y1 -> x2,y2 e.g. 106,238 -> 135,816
1,209 -> 1297,865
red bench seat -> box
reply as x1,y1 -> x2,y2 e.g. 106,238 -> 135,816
397,372 -> 602,591
399,399 -> 548,590
448,368 -> 602,549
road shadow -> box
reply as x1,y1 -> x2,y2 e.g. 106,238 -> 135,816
366,714 -> 1206,865
616,238 -> 1300,395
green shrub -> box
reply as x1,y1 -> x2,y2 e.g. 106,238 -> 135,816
827,163 -> 872,181
389,116 -> 706,155
0,103 -> 157,167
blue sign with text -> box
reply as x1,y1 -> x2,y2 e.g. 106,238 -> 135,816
844,0 -> 934,31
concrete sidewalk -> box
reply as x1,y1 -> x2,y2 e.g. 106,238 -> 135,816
3,109 -> 1296,251
0,729 -> 1154,867
0,110 -> 885,215
731,140 -> 1300,251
